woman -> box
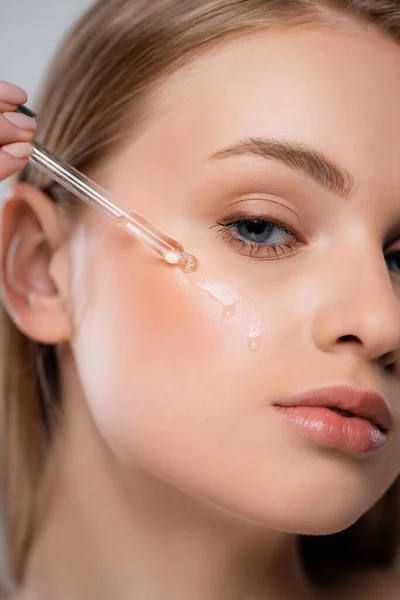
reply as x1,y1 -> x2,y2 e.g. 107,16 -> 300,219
0,0 -> 400,598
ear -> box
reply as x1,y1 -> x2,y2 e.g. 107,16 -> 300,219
0,182 -> 72,343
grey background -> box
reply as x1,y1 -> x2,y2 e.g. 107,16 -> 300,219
0,0 -> 94,196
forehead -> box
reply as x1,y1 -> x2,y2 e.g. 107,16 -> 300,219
100,20 -> 400,222
144,21 -> 400,180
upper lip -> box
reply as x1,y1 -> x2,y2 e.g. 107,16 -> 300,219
272,385 -> 393,432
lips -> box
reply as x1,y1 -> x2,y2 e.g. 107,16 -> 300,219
272,385 -> 392,433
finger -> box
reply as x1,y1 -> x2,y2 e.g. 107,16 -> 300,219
0,100 -> 25,113
0,144 -> 33,181
0,81 -> 27,113
0,113 -> 37,146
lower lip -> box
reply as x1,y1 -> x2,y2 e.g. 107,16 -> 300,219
274,406 -> 387,453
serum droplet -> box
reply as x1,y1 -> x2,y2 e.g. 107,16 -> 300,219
223,305 -> 236,319
179,252 -> 198,274
248,336 -> 262,352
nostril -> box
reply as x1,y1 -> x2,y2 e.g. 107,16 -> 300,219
381,352 -> 398,371
338,334 -> 361,344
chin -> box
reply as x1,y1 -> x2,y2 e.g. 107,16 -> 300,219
192,466 -> 378,537
223,497 -> 368,537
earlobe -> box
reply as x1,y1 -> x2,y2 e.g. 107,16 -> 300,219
0,183 -> 72,344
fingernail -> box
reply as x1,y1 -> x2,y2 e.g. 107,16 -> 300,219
0,81 -> 27,105
3,142 -> 33,159
3,111 -> 37,131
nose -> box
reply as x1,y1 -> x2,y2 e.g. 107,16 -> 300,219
311,245 -> 400,368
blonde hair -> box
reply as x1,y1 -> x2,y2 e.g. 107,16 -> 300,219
1,0 -> 400,593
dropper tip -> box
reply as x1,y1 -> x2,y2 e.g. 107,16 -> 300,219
179,252 -> 198,274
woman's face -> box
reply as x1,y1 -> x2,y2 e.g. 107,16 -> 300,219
68,18 -> 400,534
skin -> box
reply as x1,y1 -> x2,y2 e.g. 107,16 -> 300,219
1,13 -> 400,600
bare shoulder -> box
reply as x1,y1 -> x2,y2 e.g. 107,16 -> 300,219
322,567 -> 400,600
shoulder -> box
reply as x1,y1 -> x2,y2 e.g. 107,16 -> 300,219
323,567 -> 400,600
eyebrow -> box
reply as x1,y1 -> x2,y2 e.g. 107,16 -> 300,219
209,137 -> 354,199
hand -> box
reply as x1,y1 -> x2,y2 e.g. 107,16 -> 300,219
0,80 -> 36,182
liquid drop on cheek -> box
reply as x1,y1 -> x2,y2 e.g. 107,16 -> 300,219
248,306 -> 263,352
196,278 -> 263,352
196,279 -> 238,320
223,305 -> 237,320
248,337 -> 262,352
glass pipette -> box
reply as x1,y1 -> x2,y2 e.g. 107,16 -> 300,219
16,105 -> 198,274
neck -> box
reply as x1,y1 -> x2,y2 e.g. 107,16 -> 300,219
19,393 -> 316,600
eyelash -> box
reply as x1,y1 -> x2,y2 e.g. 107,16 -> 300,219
211,216 -> 302,260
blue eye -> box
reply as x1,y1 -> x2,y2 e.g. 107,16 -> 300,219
386,251 -> 400,275
213,217 -> 301,260
235,219 -> 289,244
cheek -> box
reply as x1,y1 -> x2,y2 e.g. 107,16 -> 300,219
72,245 -> 255,464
